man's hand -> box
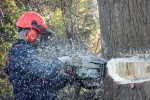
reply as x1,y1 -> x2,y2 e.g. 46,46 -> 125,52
57,56 -> 71,65
58,55 -> 77,75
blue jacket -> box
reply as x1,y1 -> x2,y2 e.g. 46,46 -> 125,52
5,39 -> 72,100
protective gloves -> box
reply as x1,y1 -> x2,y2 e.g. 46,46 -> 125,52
58,56 -> 77,75
57,56 -> 71,65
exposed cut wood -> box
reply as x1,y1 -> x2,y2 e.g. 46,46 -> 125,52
107,54 -> 150,84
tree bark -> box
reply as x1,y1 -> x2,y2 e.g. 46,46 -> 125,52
97,0 -> 150,100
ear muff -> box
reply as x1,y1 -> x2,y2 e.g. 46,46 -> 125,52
26,29 -> 38,42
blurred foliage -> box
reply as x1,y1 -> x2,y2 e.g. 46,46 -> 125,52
0,0 -> 100,99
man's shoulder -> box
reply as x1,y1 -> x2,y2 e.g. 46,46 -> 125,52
10,44 -> 34,55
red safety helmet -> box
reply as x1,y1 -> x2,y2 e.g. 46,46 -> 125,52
16,11 -> 48,29
16,11 -> 48,42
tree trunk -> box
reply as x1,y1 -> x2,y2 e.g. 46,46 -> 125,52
97,0 -> 150,100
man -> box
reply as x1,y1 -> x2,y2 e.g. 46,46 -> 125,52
5,11 -> 75,100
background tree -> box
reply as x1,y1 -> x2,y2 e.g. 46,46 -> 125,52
97,0 -> 150,100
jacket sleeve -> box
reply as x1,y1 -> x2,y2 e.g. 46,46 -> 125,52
9,44 -> 62,81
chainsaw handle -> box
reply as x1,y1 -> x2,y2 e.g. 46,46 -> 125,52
99,63 -> 107,83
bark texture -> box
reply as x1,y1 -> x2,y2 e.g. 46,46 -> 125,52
97,0 -> 150,58
97,0 -> 150,100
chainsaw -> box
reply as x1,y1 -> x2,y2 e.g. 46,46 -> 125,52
63,55 -> 107,84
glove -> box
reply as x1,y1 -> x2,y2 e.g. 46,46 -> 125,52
58,56 -> 77,75
57,56 -> 71,65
